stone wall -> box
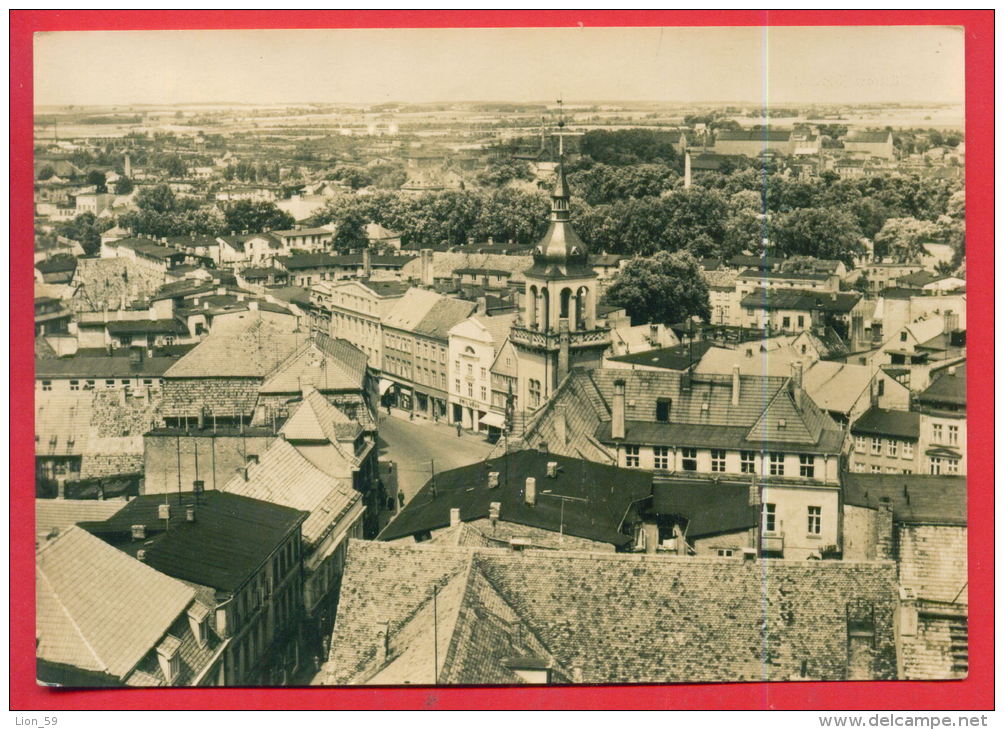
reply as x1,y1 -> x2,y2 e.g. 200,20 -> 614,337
143,431 -> 276,495
898,524 -> 968,604
161,377 -> 262,419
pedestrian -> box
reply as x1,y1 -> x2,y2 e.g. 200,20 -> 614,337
456,422 -> 462,437
386,403 -> 391,416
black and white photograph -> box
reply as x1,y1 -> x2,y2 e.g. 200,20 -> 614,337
31,24 -> 968,688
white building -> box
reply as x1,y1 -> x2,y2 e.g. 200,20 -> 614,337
447,313 -> 516,434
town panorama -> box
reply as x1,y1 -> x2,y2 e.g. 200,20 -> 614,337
33,97 -> 966,686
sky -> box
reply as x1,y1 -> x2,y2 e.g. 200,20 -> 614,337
34,26 -> 965,107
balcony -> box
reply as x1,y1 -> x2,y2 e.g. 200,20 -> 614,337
509,323 -> 610,351
760,532 -> 785,554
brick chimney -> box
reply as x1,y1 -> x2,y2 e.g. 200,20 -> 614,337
732,365 -> 741,406
524,477 -> 536,506
790,361 -> 804,409
611,380 -> 626,440
362,247 -> 372,279
449,507 -> 461,527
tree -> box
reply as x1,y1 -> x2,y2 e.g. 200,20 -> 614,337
475,157 -> 533,187
86,170 -> 107,193
579,129 -> 679,166
222,200 -> 295,234
872,217 -> 939,260
54,212 -> 114,256
604,251 -> 711,325
113,176 -> 135,195
37,165 -> 56,181
135,184 -> 178,214
332,207 -> 368,251
772,207 -> 864,265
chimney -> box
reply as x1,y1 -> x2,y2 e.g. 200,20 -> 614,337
553,403 -> 567,446
524,477 -> 537,506
611,380 -> 626,440
790,360 -> 804,408
362,247 -> 372,279
476,296 -> 487,315
197,407 -> 205,430
420,248 -> 434,287
137,549 -> 146,562
186,506 -> 196,523
449,507 -> 461,527
674,525 -> 687,556
489,501 -> 501,523
851,314 -> 864,347
546,461 -> 558,478
131,524 -> 146,540
944,311 -> 959,334
731,365 -> 741,406
488,471 -> 500,488
158,504 -> 170,520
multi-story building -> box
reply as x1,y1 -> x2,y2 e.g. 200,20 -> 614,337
916,365 -> 966,476
520,366 -> 846,560
80,490 -> 308,686
849,408 -> 921,474
739,288 -> 861,338
842,130 -> 895,160
326,279 -> 409,370
447,313 -> 516,434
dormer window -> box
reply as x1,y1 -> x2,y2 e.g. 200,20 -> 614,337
187,603 -> 211,647
156,635 -> 182,685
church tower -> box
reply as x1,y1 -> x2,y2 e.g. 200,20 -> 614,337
509,161 -> 609,416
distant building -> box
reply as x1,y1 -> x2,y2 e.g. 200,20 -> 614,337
843,130 -> 895,160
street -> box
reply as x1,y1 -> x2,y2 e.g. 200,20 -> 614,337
376,410 -> 496,508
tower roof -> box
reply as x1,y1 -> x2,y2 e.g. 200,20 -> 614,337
526,163 -> 595,279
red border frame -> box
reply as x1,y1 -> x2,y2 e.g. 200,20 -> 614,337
10,10 -> 993,711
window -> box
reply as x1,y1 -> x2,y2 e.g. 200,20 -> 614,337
467,383 -> 473,397
711,450 -> 726,472
480,368 -> 486,380
681,448 -> 697,471
948,425 -> 959,446
480,386 -> 487,401
84,380 -> 95,391
854,435 -> 866,453
624,445 -> 640,468
797,315 -> 805,329
41,380 -> 52,391
807,506 -> 821,535
871,465 -> 882,474
870,437 -> 881,455
799,454 -> 815,478
945,458 -> 959,475
932,423 -> 944,443
929,457 -> 943,475
854,462 -> 865,471
653,446 -> 670,470
903,442 -> 914,459
887,440 -> 898,458
762,503 -> 776,533
655,398 -> 672,422
717,548 -> 735,558
454,360 -> 460,372
528,380 -> 541,408
782,316 -> 791,330
69,380 -> 80,391
769,452 -> 785,476
467,363 -> 473,376
900,331 -> 908,342
455,379 -> 461,394
105,379 -> 116,387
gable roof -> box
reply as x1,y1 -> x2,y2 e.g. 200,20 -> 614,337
221,437 -> 361,547
164,317 -> 301,378
741,288 -> 860,313
917,366 -> 966,407
280,386 -> 362,445
652,480 -> 758,537
36,498 -> 129,547
382,288 -> 443,331
260,335 -> 367,394
79,491 -> 307,592
321,540 -> 899,685
378,450 -> 652,547
36,526 -> 195,680
413,297 -> 478,341
801,360 -> 875,416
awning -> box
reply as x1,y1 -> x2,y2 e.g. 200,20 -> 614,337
378,379 -> 394,395
479,412 -> 506,429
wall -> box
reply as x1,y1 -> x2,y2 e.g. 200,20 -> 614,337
143,431 -> 275,494
897,524 -> 968,604
848,434 -> 920,474
841,504 -> 879,562
161,378 -> 262,419
692,528 -> 756,557
760,484 -> 841,560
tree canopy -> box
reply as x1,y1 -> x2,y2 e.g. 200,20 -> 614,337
604,251 -> 711,325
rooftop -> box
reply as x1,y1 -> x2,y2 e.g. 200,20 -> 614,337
850,407 -> 921,440
842,473 -> 966,526
607,340 -> 714,371
80,490 -> 307,593
164,317 -> 301,379
378,450 -> 653,547
740,288 -> 860,313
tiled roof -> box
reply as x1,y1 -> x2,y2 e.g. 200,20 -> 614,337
382,288 -> 443,331
717,129 -> 792,142
36,526 -> 195,681
378,450 -> 652,546
222,437 -> 361,547
738,269 -> 831,282
845,131 -> 892,144
273,227 -> 333,238
471,314 -> 518,349
80,491 -> 307,592
850,407 -> 920,440
104,318 -> 188,335
36,498 -> 129,547
801,361 -> 874,416
694,345 -> 801,378
281,386 -> 362,446
842,473 -> 966,526
740,288 -> 860,313
260,335 -> 367,394
164,317 -> 301,378
321,541 -> 899,684
414,297 -> 478,341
